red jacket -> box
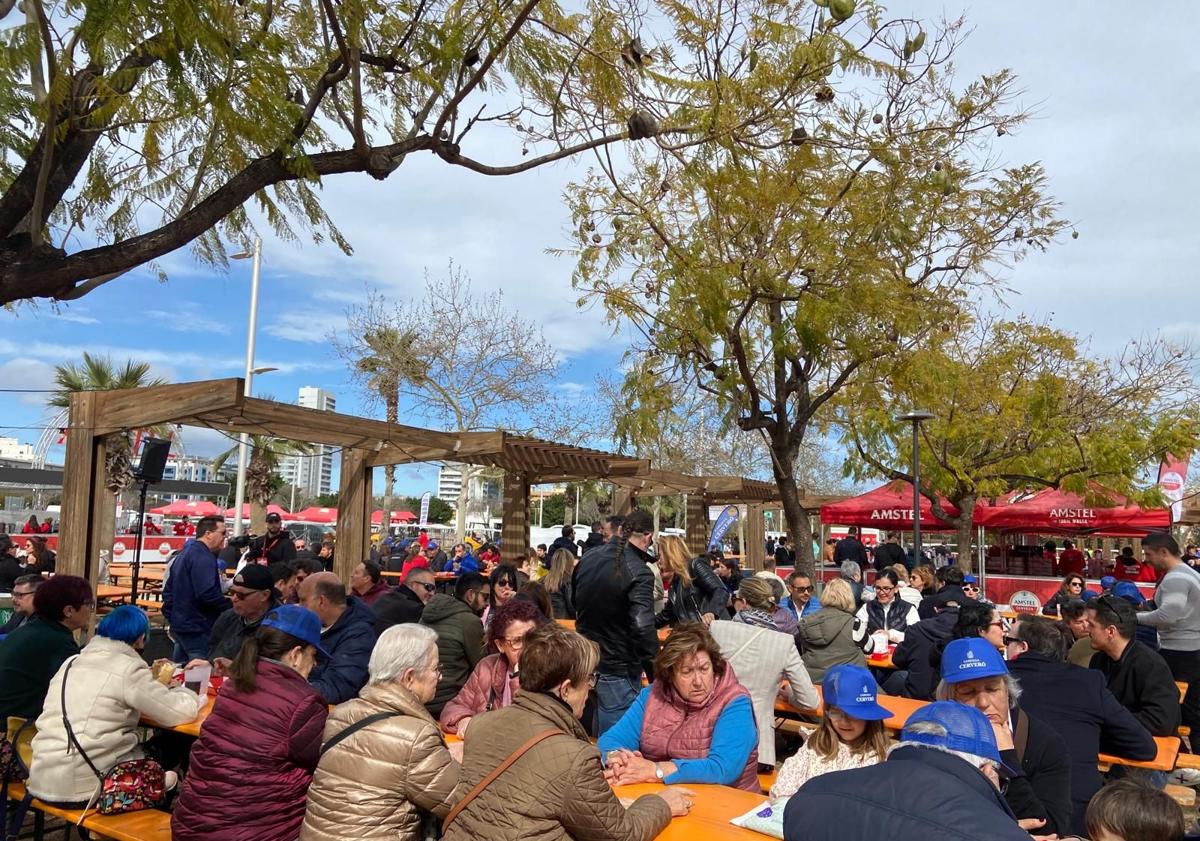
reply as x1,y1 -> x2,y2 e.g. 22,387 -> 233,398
172,660 -> 328,841
401,555 -> 430,578
1114,561 -> 1159,583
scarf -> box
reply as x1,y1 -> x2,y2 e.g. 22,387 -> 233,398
734,608 -> 778,630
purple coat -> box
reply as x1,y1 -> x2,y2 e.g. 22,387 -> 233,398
172,659 -> 328,841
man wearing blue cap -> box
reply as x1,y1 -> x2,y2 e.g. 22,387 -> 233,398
935,637 -> 1071,837
782,701 -> 1032,841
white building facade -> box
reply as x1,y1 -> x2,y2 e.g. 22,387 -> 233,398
282,387 -> 336,497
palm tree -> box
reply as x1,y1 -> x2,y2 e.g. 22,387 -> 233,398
51,353 -> 168,561
214,434 -> 313,528
51,353 -> 169,494
355,327 -> 423,534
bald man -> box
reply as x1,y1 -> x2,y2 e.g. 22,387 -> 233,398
297,571 -> 377,703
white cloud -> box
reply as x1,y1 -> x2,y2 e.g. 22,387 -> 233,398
0,358 -> 58,406
47,311 -> 99,325
262,310 -> 340,344
144,308 -> 231,335
0,338 -> 338,376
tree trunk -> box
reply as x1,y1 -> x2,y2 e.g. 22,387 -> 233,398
652,497 -> 661,534
379,391 -> 398,538
954,494 -> 978,574
455,466 -> 472,541
773,451 -> 816,577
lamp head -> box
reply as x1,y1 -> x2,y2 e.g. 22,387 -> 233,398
897,410 -> 936,423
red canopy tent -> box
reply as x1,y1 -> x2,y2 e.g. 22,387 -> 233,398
148,500 -> 223,517
223,503 -> 293,520
291,507 -> 338,524
975,486 -> 1169,534
371,510 -> 417,525
820,481 -> 960,530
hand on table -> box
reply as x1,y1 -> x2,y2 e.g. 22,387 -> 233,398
656,786 -> 696,817
605,754 -> 665,786
602,749 -> 640,784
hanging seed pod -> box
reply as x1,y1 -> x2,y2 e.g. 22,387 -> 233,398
903,39 -> 914,60
815,85 -> 834,104
291,88 -> 305,105
813,0 -> 829,6
829,0 -> 855,22
911,30 -> 926,51
591,233 -> 602,244
621,37 -> 648,69
1072,230 -> 1080,239
790,126 -> 809,145
1013,227 -> 1024,240
872,113 -> 883,124
627,109 -> 660,140
933,161 -> 943,171
463,46 -> 481,67
997,127 -> 1006,136
748,49 -> 759,72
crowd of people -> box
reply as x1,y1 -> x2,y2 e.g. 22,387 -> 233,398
1,516 -> 1199,841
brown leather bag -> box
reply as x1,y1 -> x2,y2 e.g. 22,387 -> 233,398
443,729 -> 563,831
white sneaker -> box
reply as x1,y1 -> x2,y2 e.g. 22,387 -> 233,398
1168,767 -> 1200,787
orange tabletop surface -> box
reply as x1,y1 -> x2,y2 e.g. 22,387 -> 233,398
613,783 -> 769,841
143,693 -> 213,737
95,584 -> 132,601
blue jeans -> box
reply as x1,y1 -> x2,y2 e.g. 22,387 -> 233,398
595,673 -> 640,737
171,630 -> 210,664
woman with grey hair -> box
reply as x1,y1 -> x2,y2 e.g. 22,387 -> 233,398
935,637 -> 1071,837
301,624 -> 462,841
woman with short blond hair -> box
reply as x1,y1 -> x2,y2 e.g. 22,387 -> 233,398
797,578 -> 867,682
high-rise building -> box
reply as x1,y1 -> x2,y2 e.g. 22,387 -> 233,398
282,387 -> 336,497
436,462 -> 501,515
0,436 -> 35,464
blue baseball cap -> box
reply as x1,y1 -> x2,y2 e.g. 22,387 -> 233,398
822,664 -> 891,721
261,605 -> 331,658
901,701 -> 1017,776
1113,581 -> 1145,607
962,574 -> 978,585
941,637 -> 1008,684
1100,575 -> 1116,591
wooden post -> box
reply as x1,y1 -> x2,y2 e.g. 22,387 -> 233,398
58,392 -> 109,584
501,472 -> 530,562
745,502 -> 766,571
685,494 -> 708,556
612,486 -> 634,517
335,448 -> 372,583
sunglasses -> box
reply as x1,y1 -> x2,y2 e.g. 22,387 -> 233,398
416,582 -> 436,593
230,588 -> 266,600
963,584 -> 980,592
792,586 -> 814,593
1003,635 -> 1024,647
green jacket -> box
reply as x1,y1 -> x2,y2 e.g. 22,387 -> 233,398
420,594 -> 485,716
0,616 -> 80,721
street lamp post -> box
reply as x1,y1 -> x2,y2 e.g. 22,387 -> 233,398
897,410 -> 936,563
230,238 -> 263,537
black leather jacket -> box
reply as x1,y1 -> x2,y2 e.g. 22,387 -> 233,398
572,538 -> 659,682
656,557 -> 729,626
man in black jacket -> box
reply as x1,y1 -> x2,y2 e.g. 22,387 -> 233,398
891,606 -> 959,699
546,525 -> 579,562
873,532 -> 907,573
580,521 -> 606,555
918,564 -> 975,620
248,512 -> 297,565
1087,594 -> 1181,736
833,527 -> 869,568
1006,614 -> 1156,836
573,508 -> 659,735
373,567 -> 437,635
207,564 -> 281,667
936,637 -> 1072,837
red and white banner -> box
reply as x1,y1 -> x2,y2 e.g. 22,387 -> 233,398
1157,452 -> 1190,524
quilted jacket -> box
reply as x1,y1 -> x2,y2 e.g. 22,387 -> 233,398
28,637 -> 200,803
172,659 -> 329,841
796,607 -> 866,683
301,681 -> 462,841
439,653 -> 516,734
442,691 -> 671,841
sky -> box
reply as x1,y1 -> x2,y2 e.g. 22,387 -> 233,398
2,1 -> 1197,500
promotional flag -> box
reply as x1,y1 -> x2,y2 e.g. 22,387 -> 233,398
1157,452 -> 1191,522
419,491 -> 432,526
708,505 -> 740,550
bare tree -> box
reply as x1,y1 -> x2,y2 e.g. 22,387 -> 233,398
337,263 -> 562,538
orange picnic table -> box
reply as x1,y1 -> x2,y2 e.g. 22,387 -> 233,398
614,783 -> 767,840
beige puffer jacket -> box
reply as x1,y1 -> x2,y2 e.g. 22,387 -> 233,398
442,691 -> 671,841
300,681 -> 462,841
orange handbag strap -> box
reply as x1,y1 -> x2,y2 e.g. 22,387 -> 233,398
443,729 -> 562,831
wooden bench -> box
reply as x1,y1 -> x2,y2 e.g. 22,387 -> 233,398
1166,783 -> 1196,808
4,781 -> 172,841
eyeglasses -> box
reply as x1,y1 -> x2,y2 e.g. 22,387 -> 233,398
230,588 -> 265,600
11,590 -> 34,599
501,635 -> 528,649
1003,635 -> 1024,647
987,621 -> 1004,629
875,586 -> 896,594
792,585 -> 814,593
587,672 -> 598,688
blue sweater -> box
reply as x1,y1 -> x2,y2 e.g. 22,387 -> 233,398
597,685 -> 756,786
163,539 -> 231,635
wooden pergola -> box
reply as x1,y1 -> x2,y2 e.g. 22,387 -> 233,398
58,378 -> 828,583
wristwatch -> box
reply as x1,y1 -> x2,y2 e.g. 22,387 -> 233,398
654,762 -> 665,781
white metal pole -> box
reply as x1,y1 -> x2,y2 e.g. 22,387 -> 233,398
232,237 -> 262,537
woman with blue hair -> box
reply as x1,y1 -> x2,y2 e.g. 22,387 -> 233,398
28,605 -> 202,806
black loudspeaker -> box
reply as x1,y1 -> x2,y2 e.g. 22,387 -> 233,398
136,437 -> 172,484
